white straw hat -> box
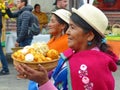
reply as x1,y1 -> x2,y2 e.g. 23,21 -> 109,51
52,9 -> 71,24
72,4 -> 108,37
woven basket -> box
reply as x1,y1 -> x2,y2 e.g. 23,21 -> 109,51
11,54 -> 58,72
11,47 -> 23,53
112,24 -> 120,35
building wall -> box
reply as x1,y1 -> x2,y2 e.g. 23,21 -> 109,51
31,0 -> 55,13
31,0 -> 69,13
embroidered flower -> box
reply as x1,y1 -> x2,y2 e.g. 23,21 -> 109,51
80,64 -> 87,71
84,82 -> 93,90
78,64 -> 88,78
78,64 -> 93,90
82,76 -> 89,84
78,69 -> 88,78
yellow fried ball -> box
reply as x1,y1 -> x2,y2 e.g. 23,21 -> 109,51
47,49 -> 59,59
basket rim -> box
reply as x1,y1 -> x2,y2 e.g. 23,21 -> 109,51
11,47 -> 23,50
11,54 -> 59,64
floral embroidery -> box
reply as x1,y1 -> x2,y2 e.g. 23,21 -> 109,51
78,64 -> 93,90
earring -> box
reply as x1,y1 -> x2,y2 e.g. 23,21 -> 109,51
88,41 -> 92,46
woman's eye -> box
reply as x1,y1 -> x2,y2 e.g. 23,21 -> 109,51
70,26 -> 74,29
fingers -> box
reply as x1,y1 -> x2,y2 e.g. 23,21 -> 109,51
20,64 -> 33,73
38,64 -> 45,71
16,64 -> 25,75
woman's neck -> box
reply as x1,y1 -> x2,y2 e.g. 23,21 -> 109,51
53,33 -> 63,40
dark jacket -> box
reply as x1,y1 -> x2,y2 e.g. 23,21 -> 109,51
0,11 -> 2,34
6,5 -> 33,43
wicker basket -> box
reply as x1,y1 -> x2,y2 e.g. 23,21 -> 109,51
11,47 -> 23,53
112,24 -> 120,35
11,54 -> 58,72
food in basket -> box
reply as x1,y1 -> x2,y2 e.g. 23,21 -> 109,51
12,42 -> 59,71
47,49 -> 59,59
25,53 -> 34,62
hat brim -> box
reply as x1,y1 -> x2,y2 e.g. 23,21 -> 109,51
52,9 -> 71,24
72,8 -> 105,37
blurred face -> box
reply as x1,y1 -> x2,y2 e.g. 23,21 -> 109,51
59,0 -> 68,9
66,19 -> 90,52
35,6 -> 40,13
16,0 -> 25,9
48,14 -> 64,36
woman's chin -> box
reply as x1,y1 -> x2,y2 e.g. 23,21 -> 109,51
68,43 -> 73,48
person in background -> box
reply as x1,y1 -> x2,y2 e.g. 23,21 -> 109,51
47,9 -> 70,53
6,0 -> 33,47
16,4 -> 118,90
0,11 -> 9,75
52,0 -> 68,11
27,9 -> 71,90
32,4 -> 48,32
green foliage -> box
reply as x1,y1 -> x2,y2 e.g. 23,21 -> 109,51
94,0 -> 99,4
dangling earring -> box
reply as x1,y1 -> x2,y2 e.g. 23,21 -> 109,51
87,41 -> 92,46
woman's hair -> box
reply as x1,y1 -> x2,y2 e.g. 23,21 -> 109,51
70,13 -> 112,55
34,4 -> 40,9
21,0 -> 28,6
54,14 -> 69,33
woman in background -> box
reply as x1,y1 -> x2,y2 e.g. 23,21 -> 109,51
28,9 -> 71,90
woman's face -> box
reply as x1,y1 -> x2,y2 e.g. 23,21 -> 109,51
66,19 -> 90,52
48,14 -> 64,36
35,6 -> 40,13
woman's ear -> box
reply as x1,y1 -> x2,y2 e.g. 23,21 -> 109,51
61,24 -> 66,30
87,31 -> 95,41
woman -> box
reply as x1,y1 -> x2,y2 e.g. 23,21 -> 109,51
47,9 -> 70,53
32,4 -> 48,31
28,9 -> 71,90
16,4 -> 118,90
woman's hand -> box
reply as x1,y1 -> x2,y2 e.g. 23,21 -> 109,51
16,64 -> 49,85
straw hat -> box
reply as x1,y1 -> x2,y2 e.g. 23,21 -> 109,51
72,4 -> 108,37
52,9 -> 71,24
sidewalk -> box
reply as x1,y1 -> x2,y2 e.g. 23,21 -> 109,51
0,54 -> 120,90
0,54 -> 29,90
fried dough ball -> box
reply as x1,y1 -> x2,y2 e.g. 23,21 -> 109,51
25,53 -> 34,62
47,49 -> 59,59
45,57 -> 52,61
13,50 -> 25,61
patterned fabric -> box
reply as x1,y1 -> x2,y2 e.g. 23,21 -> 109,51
28,81 -> 38,90
52,53 -> 68,90
66,49 -> 117,90
78,64 -> 93,90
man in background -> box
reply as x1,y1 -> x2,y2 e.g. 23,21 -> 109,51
52,0 -> 68,11
6,0 -> 33,47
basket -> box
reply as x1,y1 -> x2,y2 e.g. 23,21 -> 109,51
11,47 -> 23,53
11,54 -> 58,72
112,24 -> 120,35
